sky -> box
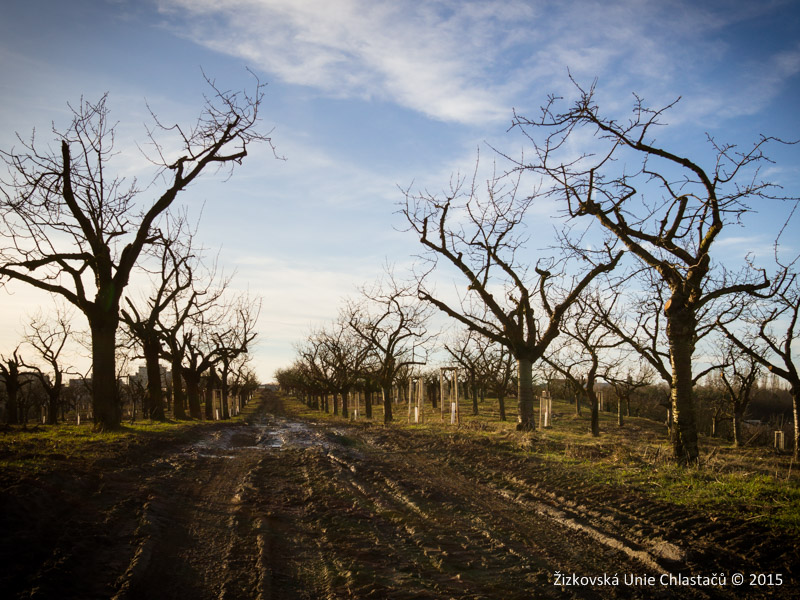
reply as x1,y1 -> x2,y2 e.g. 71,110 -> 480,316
1,0 -> 799,382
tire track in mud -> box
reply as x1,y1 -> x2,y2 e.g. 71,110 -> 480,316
355,427 -> 798,599
112,429 -> 268,600
16,391 -> 794,599
265,423 -> 673,599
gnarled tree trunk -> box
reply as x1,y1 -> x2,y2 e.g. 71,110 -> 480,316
666,302 -> 700,464
517,357 -> 535,430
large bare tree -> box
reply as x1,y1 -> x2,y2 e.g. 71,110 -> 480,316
402,162 -> 621,430
315,315 -> 372,420
510,82 -> 781,461
0,78 -> 276,430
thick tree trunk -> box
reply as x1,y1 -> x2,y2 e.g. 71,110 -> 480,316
617,396 -> 624,428
471,378 -> 479,416
144,337 -> 165,421
184,372 -> 203,419
90,319 -> 121,431
498,393 -> 506,421
382,384 -> 393,424
365,390 -> 373,419
47,389 -> 60,425
4,385 -> 19,425
220,366 -> 230,420
172,361 -> 187,420
588,392 -> 600,437
666,307 -> 700,465
341,389 -> 349,419
517,357 -> 535,430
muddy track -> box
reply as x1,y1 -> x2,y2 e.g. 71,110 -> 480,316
2,392 -> 797,599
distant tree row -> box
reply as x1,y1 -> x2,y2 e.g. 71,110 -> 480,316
1,75 -> 275,430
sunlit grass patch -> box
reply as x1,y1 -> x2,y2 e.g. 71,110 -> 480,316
0,394 -> 263,474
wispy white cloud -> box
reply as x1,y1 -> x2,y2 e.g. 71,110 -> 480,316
156,0 -> 799,129
157,0 -> 525,123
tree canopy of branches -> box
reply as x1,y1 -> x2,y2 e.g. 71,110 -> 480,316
122,213 -> 195,421
211,294 -> 261,419
346,273 -> 433,423
444,329 -> 484,417
545,291 -> 622,436
0,77 -> 275,430
719,272 -> 800,458
402,156 -> 621,431
510,81 -> 784,462
21,307 -> 75,425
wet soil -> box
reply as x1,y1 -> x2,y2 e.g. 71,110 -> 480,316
1,392 -> 797,599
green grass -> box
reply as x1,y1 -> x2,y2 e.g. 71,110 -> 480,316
0,396 -> 263,474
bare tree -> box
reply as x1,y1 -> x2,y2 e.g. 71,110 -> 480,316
0,77 -> 276,430
592,273 -> 720,437
211,293 -> 261,419
718,272 -> 799,457
229,355 -> 260,409
157,245 -> 230,419
604,364 -> 654,427
718,343 -> 761,447
316,316 -> 372,419
509,82 -> 787,462
402,161 -> 621,430
122,213 -> 195,420
0,348 -> 31,425
298,333 -> 339,415
444,329 -> 483,416
21,307 -> 75,425
346,272 -> 433,423
181,327 -> 222,421
545,292 -> 622,436
477,337 -> 516,422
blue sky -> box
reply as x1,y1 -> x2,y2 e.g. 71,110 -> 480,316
1,0 -> 799,381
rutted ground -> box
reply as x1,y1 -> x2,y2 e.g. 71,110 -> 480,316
1,392 -> 797,599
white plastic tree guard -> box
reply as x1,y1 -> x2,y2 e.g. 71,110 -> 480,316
775,430 -> 785,450
439,367 -> 460,425
213,389 -> 222,420
407,378 -> 425,424
539,389 -> 552,428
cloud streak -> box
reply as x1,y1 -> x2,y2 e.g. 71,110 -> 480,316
158,0 -> 523,123
157,0 -> 800,127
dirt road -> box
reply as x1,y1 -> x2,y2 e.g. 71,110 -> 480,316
2,392 -> 797,599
